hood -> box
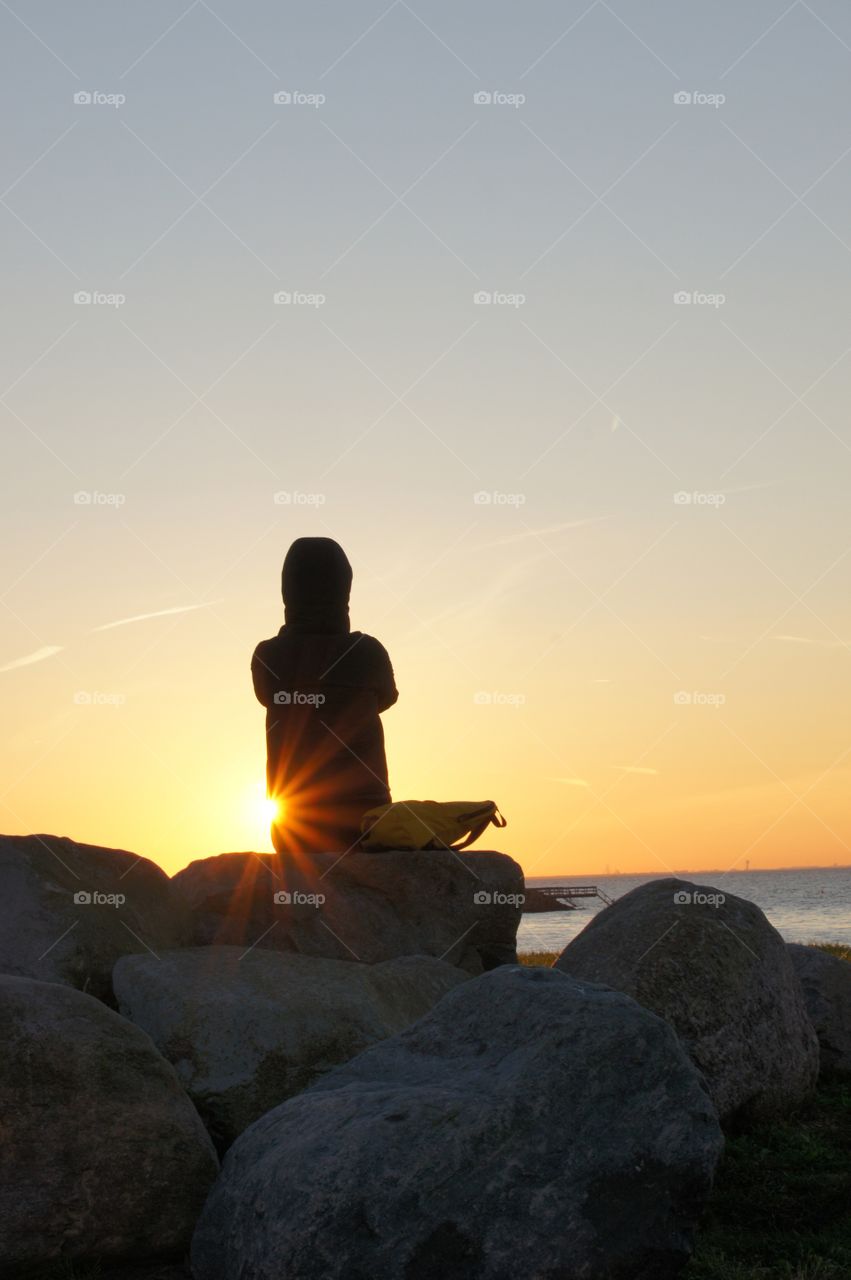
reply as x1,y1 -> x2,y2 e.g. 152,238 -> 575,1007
281,537 -> 352,635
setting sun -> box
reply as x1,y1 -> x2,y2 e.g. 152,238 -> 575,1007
257,789 -> 280,826
236,782 -> 282,851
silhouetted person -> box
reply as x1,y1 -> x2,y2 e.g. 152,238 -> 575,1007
251,537 -> 398,856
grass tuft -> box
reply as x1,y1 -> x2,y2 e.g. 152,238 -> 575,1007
812,943 -> 851,963
517,950 -> 557,967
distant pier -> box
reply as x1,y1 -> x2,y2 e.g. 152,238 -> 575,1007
522,884 -> 614,913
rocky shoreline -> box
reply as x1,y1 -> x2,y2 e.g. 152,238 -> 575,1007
2,833 -> 849,1278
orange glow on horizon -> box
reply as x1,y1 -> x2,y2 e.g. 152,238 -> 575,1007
3,561 -> 851,880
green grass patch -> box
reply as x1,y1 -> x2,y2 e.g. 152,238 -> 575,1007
683,1081 -> 851,1279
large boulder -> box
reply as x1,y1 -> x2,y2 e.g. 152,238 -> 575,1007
787,944 -> 851,1078
171,848 -> 523,973
113,947 -> 470,1149
555,877 -> 819,1121
191,966 -> 723,1280
0,833 -> 189,1004
0,975 -> 218,1270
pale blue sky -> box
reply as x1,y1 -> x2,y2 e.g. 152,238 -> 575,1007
2,1 -> 850,870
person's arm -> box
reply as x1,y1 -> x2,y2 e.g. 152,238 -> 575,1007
372,640 -> 399,713
251,644 -> 271,707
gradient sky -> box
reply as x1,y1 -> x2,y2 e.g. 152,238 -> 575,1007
2,1 -> 850,877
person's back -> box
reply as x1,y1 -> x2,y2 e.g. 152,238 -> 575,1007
251,537 -> 397,854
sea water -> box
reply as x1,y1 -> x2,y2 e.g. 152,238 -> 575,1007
517,866 -> 851,954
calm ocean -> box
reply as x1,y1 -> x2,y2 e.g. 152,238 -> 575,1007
517,867 -> 851,954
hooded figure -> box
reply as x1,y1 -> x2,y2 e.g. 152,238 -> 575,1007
251,538 -> 398,854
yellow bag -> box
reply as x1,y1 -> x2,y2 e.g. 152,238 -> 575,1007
360,800 -> 506,852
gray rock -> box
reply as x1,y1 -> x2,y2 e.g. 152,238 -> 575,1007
191,966 -> 723,1280
113,947 -> 470,1149
787,943 -> 851,1078
555,877 -> 819,1121
0,975 -> 218,1270
0,833 -> 189,1004
171,847 -> 523,973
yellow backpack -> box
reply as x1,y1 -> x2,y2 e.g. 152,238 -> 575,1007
359,800 -> 506,852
